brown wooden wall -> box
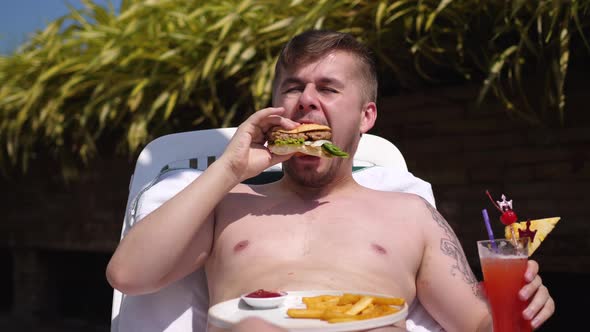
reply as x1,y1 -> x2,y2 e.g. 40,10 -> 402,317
0,83 -> 588,330
373,85 -> 589,274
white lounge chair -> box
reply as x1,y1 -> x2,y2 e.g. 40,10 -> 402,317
110,127 -> 440,331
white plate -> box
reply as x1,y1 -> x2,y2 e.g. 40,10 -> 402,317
208,290 -> 408,332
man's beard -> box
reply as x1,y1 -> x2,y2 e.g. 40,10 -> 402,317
282,157 -> 344,188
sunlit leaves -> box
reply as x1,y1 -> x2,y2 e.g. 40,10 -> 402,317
0,0 -> 588,176
373,0 -> 589,126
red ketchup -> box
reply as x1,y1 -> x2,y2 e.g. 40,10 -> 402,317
245,289 -> 284,298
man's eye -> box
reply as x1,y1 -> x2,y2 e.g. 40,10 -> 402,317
284,87 -> 303,93
320,87 -> 338,93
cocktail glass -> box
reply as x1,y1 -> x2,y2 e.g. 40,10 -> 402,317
477,238 -> 530,332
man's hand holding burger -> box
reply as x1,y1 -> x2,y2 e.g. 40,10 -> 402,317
219,108 -> 300,183
218,107 -> 349,184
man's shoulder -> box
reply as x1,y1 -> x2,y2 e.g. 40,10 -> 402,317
358,189 -> 433,223
363,187 -> 429,205
219,182 -> 278,206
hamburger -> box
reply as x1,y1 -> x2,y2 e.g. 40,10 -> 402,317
266,124 -> 349,158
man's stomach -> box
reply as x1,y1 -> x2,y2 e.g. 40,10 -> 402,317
205,260 -> 415,306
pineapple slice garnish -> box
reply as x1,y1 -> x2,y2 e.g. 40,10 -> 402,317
505,217 -> 560,256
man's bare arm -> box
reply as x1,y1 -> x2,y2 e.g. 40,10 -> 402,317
106,108 -> 298,295
423,200 -> 484,300
415,197 -> 492,331
106,161 -> 239,295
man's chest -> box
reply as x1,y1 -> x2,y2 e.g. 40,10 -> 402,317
212,203 -> 422,275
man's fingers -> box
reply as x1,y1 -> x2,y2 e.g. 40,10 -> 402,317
520,275 -> 542,301
531,295 -> 555,330
248,107 -> 286,122
520,284 -> 554,330
239,107 -> 300,141
518,264 -> 556,330
258,115 -> 299,133
522,282 -> 547,317
525,260 -> 539,282
247,107 -> 297,131
255,105 -> 301,132
238,108 -> 285,134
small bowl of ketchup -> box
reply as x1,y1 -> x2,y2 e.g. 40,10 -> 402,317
241,289 -> 288,309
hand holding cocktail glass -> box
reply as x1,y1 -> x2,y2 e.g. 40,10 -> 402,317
478,237 -> 530,331
479,192 -> 557,331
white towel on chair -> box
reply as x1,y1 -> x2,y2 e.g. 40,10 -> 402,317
115,166 -> 443,332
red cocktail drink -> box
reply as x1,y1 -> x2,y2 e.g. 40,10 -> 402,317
477,238 -> 530,332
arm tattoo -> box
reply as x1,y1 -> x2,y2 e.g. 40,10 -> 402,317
421,198 -> 485,300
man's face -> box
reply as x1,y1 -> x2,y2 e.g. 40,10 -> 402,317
272,51 -> 375,187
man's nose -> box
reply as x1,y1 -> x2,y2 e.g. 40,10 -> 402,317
297,84 -> 318,112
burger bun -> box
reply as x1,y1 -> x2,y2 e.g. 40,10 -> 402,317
273,123 -> 331,134
268,143 -> 331,158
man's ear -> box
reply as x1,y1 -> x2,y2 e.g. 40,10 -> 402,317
360,102 -> 377,134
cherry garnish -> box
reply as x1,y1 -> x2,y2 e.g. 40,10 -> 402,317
500,210 -> 518,226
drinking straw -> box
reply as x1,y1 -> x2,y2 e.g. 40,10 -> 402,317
481,209 -> 498,250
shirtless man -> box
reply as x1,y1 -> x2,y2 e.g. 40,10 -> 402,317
106,30 -> 554,331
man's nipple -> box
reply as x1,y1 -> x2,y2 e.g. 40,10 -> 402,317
233,240 -> 250,253
371,243 -> 388,255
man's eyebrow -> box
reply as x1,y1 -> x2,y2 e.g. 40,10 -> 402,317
280,77 -> 304,87
317,77 -> 343,86
280,76 -> 344,88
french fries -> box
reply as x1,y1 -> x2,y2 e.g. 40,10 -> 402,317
286,293 -> 405,324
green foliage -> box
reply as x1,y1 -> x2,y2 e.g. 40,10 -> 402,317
0,0 -> 588,177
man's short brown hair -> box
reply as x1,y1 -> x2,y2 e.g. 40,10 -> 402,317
272,30 -> 378,103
